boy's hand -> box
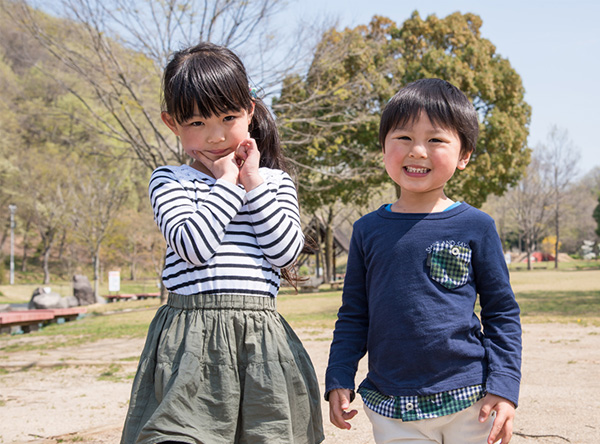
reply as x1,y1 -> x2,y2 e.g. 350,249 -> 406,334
479,394 -> 515,444
328,388 -> 358,430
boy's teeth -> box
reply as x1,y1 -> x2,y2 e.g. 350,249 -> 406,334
406,166 -> 428,173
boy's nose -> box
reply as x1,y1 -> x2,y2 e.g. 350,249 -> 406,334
408,143 -> 427,158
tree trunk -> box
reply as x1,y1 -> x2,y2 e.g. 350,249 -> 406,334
93,250 -> 100,302
43,245 -> 51,284
130,243 -> 137,281
315,224 -> 322,279
21,220 -> 30,272
554,204 -> 560,269
325,209 -> 335,283
526,236 -> 532,271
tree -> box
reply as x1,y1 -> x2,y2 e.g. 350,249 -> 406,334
539,126 -> 580,268
277,12 -> 531,208
275,12 -> 531,279
594,195 -> 600,238
69,158 -> 131,300
508,155 -> 553,270
5,0 -> 294,300
6,0 -> 290,170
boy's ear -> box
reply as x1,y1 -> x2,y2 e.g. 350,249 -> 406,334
457,150 -> 473,170
161,112 -> 179,136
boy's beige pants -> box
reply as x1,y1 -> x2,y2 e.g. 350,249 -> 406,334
364,398 -> 496,444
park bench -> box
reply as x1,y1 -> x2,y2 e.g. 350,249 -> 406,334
0,307 -> 87,334
105,292 -> 160,303
329,279 -> 344,290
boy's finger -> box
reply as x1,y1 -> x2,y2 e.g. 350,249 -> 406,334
479,403 -> 493,423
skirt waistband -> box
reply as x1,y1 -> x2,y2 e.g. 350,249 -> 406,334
167,293 -> 276,311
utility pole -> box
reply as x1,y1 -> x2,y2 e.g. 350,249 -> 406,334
9,204 -> 16,285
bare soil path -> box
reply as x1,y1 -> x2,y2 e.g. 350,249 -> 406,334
1,322 -> 599,444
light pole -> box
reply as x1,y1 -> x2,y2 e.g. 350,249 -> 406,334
9,205 -> 16,285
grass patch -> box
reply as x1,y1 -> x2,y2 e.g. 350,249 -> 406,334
98,364 -> 124,382
278,291 -> 341,329
1,268 -> 599,354
516,289 -> 600,324
0,308 -> 157,354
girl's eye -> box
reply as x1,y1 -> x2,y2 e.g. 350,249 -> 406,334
223,115 -> 237,122
430,138 -> 444,143
395,135 -> 410,140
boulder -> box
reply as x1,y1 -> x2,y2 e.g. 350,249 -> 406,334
29,287 -> 65,309
73,275 -> 95,305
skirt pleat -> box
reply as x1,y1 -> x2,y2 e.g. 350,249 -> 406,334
120,293 -> 324,444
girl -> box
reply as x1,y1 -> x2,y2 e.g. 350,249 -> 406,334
121,42 -> 324,444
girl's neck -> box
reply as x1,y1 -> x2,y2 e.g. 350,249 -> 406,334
190,160 -> 215,178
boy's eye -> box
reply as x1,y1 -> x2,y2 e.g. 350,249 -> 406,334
395,136 -> 411,140
430,138 -> 443,143
190,121 -> 204,127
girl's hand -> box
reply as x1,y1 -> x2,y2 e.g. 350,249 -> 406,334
195,150 -> 239,184
235,135 -> 264,191
328,388 -> 358,430
479,394 -> 515,444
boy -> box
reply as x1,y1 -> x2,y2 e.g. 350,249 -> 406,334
325,79 -> 522,444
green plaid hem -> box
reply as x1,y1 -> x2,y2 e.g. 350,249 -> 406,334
358,385 -> 485,421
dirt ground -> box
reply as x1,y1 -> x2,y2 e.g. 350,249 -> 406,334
1,322 -> 599,444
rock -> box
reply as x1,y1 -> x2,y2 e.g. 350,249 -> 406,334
28,287 -> 81,310
28,287 -> 64,309
73,275 -> 95,305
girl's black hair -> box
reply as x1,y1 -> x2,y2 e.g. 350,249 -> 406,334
379,78 -> 479,156
162,42 -> 287,171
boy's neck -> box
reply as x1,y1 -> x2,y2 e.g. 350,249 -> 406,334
390,193 -> 456,214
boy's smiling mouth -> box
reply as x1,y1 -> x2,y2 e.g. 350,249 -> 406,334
404,166 -> 430,174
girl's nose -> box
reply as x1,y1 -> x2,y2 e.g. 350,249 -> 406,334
207,127 -> 226,143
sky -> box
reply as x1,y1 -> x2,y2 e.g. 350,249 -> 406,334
282,0 -> 600,177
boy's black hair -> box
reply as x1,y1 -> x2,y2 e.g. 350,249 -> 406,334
379,78 -> 479,156
162,42 -> 286,171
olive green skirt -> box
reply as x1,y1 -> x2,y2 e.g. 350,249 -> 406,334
120,293 -> 324,444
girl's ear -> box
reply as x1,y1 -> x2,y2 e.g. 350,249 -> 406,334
457,150 -> 472,170
161,112 -> 180,136
248,102 -> 256,125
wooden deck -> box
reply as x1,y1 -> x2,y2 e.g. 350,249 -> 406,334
0,307 -> 88,334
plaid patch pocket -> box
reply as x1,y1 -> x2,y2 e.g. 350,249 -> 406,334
427,242 -> 472,290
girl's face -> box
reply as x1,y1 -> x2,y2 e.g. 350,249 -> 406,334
162,104 -> 254,165
383,111 -> 471,205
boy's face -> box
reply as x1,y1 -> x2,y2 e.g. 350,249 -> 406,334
382,112 -> 471,201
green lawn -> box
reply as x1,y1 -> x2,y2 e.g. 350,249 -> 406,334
1,268 -> 599,354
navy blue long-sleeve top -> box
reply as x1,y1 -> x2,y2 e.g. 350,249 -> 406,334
325,203 -> 522,406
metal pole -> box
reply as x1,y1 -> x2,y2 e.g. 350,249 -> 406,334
9,205 -> 16,285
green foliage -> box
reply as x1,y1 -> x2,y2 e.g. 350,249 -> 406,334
593,195 -> 600,237
276,12 -> 531,209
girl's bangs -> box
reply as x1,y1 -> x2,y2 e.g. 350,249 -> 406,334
171,63 -> 252,123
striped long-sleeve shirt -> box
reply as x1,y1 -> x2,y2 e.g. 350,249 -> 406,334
149,164 -> 304,297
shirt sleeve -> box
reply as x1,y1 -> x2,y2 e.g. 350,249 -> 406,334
324,222 -> 369,399
473,221 -> 523,407
244,171 -> 304,268
149,168 -> 245,265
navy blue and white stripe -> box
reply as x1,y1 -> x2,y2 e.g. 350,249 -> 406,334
149,164 -> 304,297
